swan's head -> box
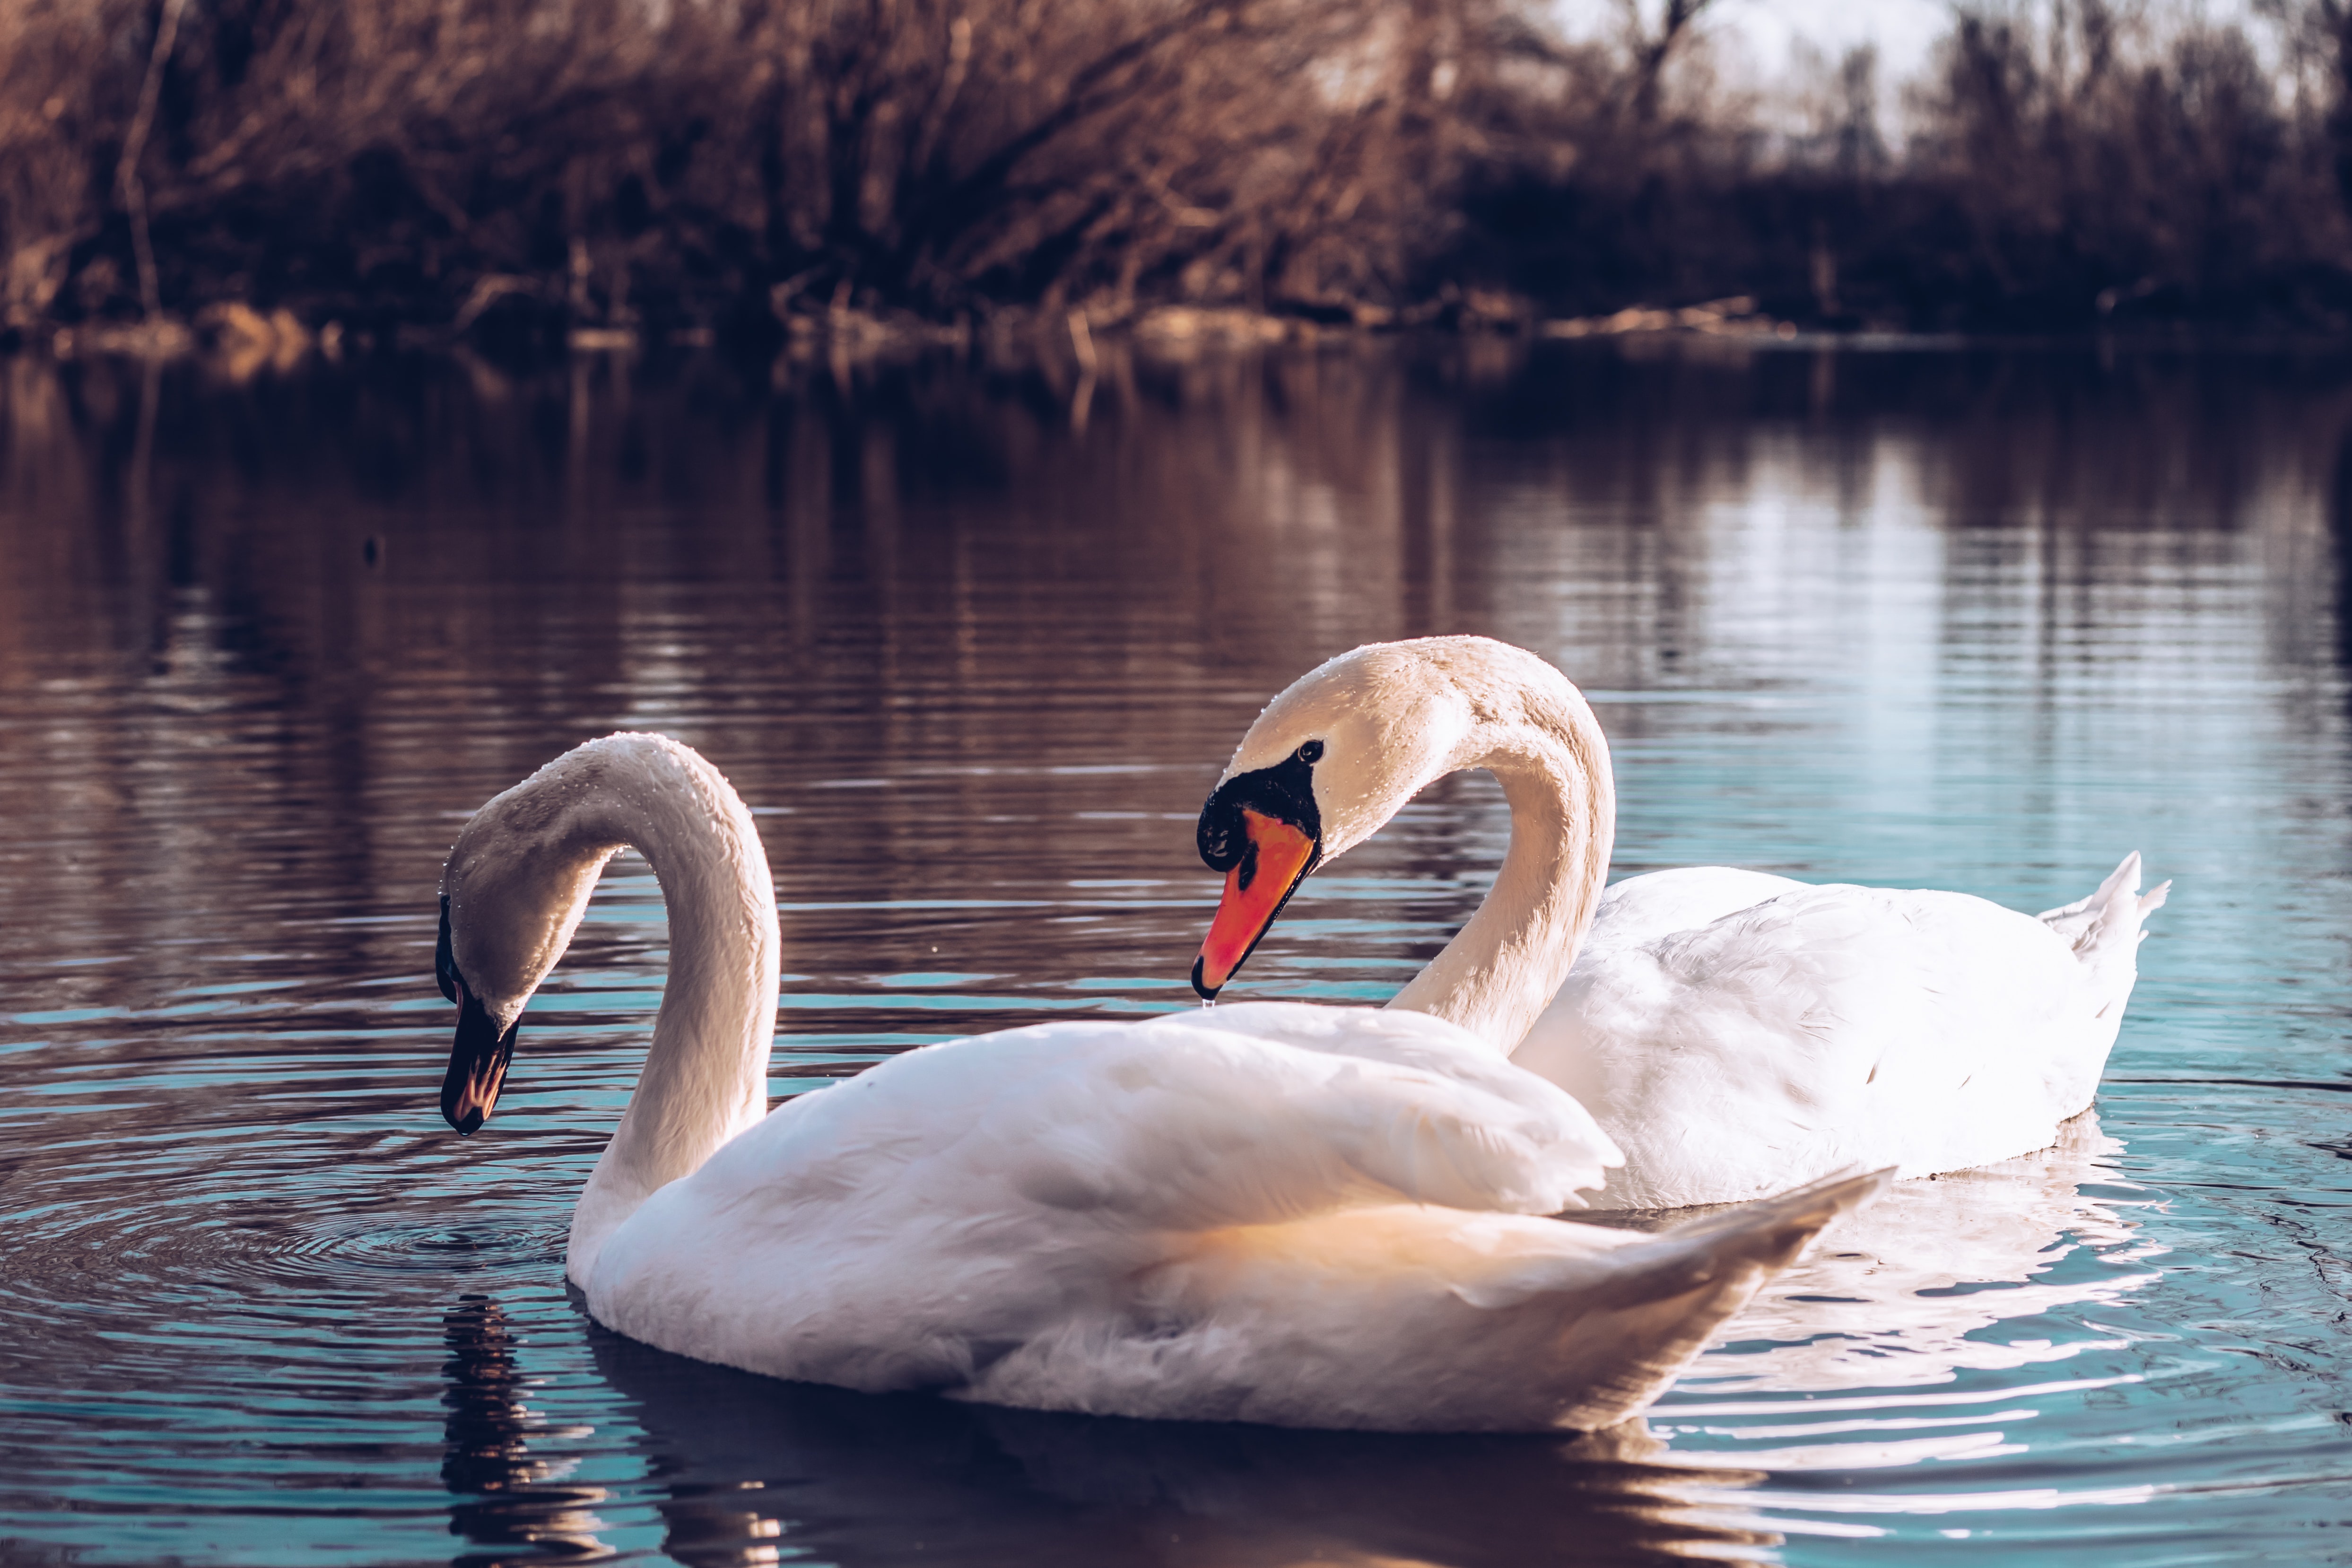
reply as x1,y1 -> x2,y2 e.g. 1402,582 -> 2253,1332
1193,637 -> 1571,997
435,749 -> 629,1135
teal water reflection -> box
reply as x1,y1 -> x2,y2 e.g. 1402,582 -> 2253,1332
0,340 -> 2347,1564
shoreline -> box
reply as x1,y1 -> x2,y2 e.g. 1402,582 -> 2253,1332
24,297 -> 2352,384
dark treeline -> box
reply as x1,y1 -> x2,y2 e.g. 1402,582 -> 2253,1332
8,0 -> 2352,347
1462,0 -> 2352,331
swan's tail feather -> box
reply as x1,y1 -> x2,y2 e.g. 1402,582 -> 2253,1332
1588,1166 -> 1896,1307
2037,852 -> 2165,1011
1460,1167 -> 1894,1314
1435,1167 -> 1893,1432
2037,852 -> 2138,942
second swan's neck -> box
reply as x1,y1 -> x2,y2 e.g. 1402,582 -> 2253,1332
1384,704 -> 1616,1050
566,743 -> 780,1285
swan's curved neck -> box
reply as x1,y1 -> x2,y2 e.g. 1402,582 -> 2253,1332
564,751 -> 780,1285
1384,707 -> 1615,1050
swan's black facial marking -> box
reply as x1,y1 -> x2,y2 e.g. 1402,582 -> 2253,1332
436,893 -> 460,1004
1191,745 -> 1326,1000
1197,746 -> 1323,875
437,891 -> 515,1136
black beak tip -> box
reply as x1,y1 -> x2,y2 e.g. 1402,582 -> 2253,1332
440,995 -> 510,1138
1190,955 -> 1220,1002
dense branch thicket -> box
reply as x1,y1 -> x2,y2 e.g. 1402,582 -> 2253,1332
1,0 -> 1500,337
8,0 -> 2352,343
1459,0 -> 2352,330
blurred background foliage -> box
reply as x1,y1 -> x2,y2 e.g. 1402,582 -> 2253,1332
7,0 -> 2352,339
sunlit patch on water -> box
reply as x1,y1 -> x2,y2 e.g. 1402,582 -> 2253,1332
1673,1113 -> 2164,1397
3,342 -> 2351,1563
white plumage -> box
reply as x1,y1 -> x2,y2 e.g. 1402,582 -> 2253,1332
435,733 -> 1889,1433
1516,863 -> 2160,1206
1197,637 -> 2169,1211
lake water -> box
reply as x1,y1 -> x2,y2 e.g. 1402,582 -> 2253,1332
1,337 -> 2348,1566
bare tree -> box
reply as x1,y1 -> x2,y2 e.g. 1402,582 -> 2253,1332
1621,0 -> 1717,128
2,0 -> 1506,323
2256,0 -> 2352,210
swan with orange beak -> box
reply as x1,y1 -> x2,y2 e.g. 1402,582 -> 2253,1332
1192,743 -> 1323,998
1190,636 -> 2168,1212
1191,638 -> 1613,1047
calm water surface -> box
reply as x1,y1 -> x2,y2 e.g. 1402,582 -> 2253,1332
1,340 -> 2348,1565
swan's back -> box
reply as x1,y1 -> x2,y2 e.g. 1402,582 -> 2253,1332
585,1002 -> 1881,1430
1516,869 -> 2151,1209
1569,866 -> 1806,962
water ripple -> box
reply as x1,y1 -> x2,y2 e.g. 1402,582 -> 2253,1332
7,345 -> 2352,1563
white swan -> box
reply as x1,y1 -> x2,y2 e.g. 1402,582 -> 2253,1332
1189,636 -> 2168,1210
431,732 -> 1889,1434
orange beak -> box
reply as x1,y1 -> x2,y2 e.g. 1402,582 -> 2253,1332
1192,808 -> 1319,999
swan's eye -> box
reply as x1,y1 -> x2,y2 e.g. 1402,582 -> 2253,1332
1296,740 -> 1324,765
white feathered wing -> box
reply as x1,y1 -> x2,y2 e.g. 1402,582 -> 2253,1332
589,1001 -> 1886,1431
1514,857 -> 2169,1209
